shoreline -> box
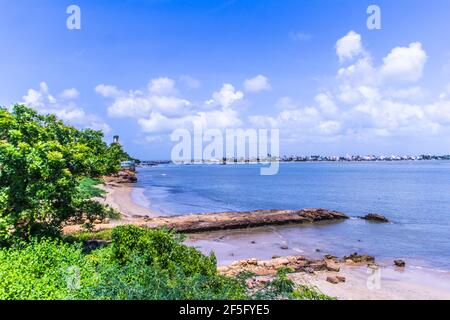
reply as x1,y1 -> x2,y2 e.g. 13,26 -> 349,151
92,180 -> 450,300
95,182 -> 158,220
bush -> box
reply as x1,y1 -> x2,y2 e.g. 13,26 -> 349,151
0,239 -> 96,300
88,252 -> 246,300
111,225 -> 217,277
0,226 -> 330,300
0,227 -> 247,300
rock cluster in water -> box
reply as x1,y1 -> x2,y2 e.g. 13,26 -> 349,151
360,213 -> 389,223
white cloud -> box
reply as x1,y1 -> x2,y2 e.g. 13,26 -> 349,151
336,31 -> 365,63
249,32 -> 450,145
92,33 -> 449,148
207,83 -> 244,108
243,75 -> 271,93
98,78 -> 191,119
275,97 -> 298,110
138,107 -> 242,134
148,77 -> 177,95
95,84 -> 123,98
380,42 -> 427,82
97,81 -> 244,135
315,93 -> 338,116
60,88 -> 80,99
22,82 -> 110,133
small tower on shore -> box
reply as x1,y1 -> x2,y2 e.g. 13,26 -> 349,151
113,135 -> 120,145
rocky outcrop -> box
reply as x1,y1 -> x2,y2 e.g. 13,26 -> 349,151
343,253 -> 375,264
141,208 -> 348,233
104,169 -> 137,184
218,252 -> 368,278
360,213 -> 389,223
327,275 -> 346,284
218,256 -> 329,277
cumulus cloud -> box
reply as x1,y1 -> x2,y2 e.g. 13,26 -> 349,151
243,75 -> 271,93
92,33 -> 449,148
275,97 -> 298,110
60,88 -> 80,99
380,42 -> 427,82
22,82 -> 110,133
97,80 -> 244,135
206,83 -> 244,108
97,78 -> 191,118
249,31 -> 450,144
148,77 -> 177,95
336,31 -> 365,63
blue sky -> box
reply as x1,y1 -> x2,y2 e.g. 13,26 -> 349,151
1,0 -> 450,159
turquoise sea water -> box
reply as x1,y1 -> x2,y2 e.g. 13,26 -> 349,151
134,162 -> 450,269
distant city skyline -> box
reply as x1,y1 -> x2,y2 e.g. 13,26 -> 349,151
1,0 -> 450,159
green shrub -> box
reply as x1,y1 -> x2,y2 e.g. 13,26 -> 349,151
0,238 -> 96,300
87,252 -> 247,300
111,225 -> 217,277
0,226 -> 328,301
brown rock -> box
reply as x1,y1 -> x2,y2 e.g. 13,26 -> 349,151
326,276 -> 340,284
308,260 -> 328,271
344,253 -> 375,264
361,213 -> 389,223
326,262 -> 340,272
336,276 -> 346,282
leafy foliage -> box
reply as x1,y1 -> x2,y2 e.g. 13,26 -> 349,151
0,227 -> 247,300
111,225 -> 217,277
0,105 -> 132,245
0,239 -> 96,300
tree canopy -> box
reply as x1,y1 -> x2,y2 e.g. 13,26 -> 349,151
0,105 -> 132,245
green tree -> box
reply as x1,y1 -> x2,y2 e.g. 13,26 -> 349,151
0,105 -> 129,245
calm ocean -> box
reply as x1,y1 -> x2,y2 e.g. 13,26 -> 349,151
133,162 -> 450,269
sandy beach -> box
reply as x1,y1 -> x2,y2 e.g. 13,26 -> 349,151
95,183 -> 157,220
94,182 -> 450,300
